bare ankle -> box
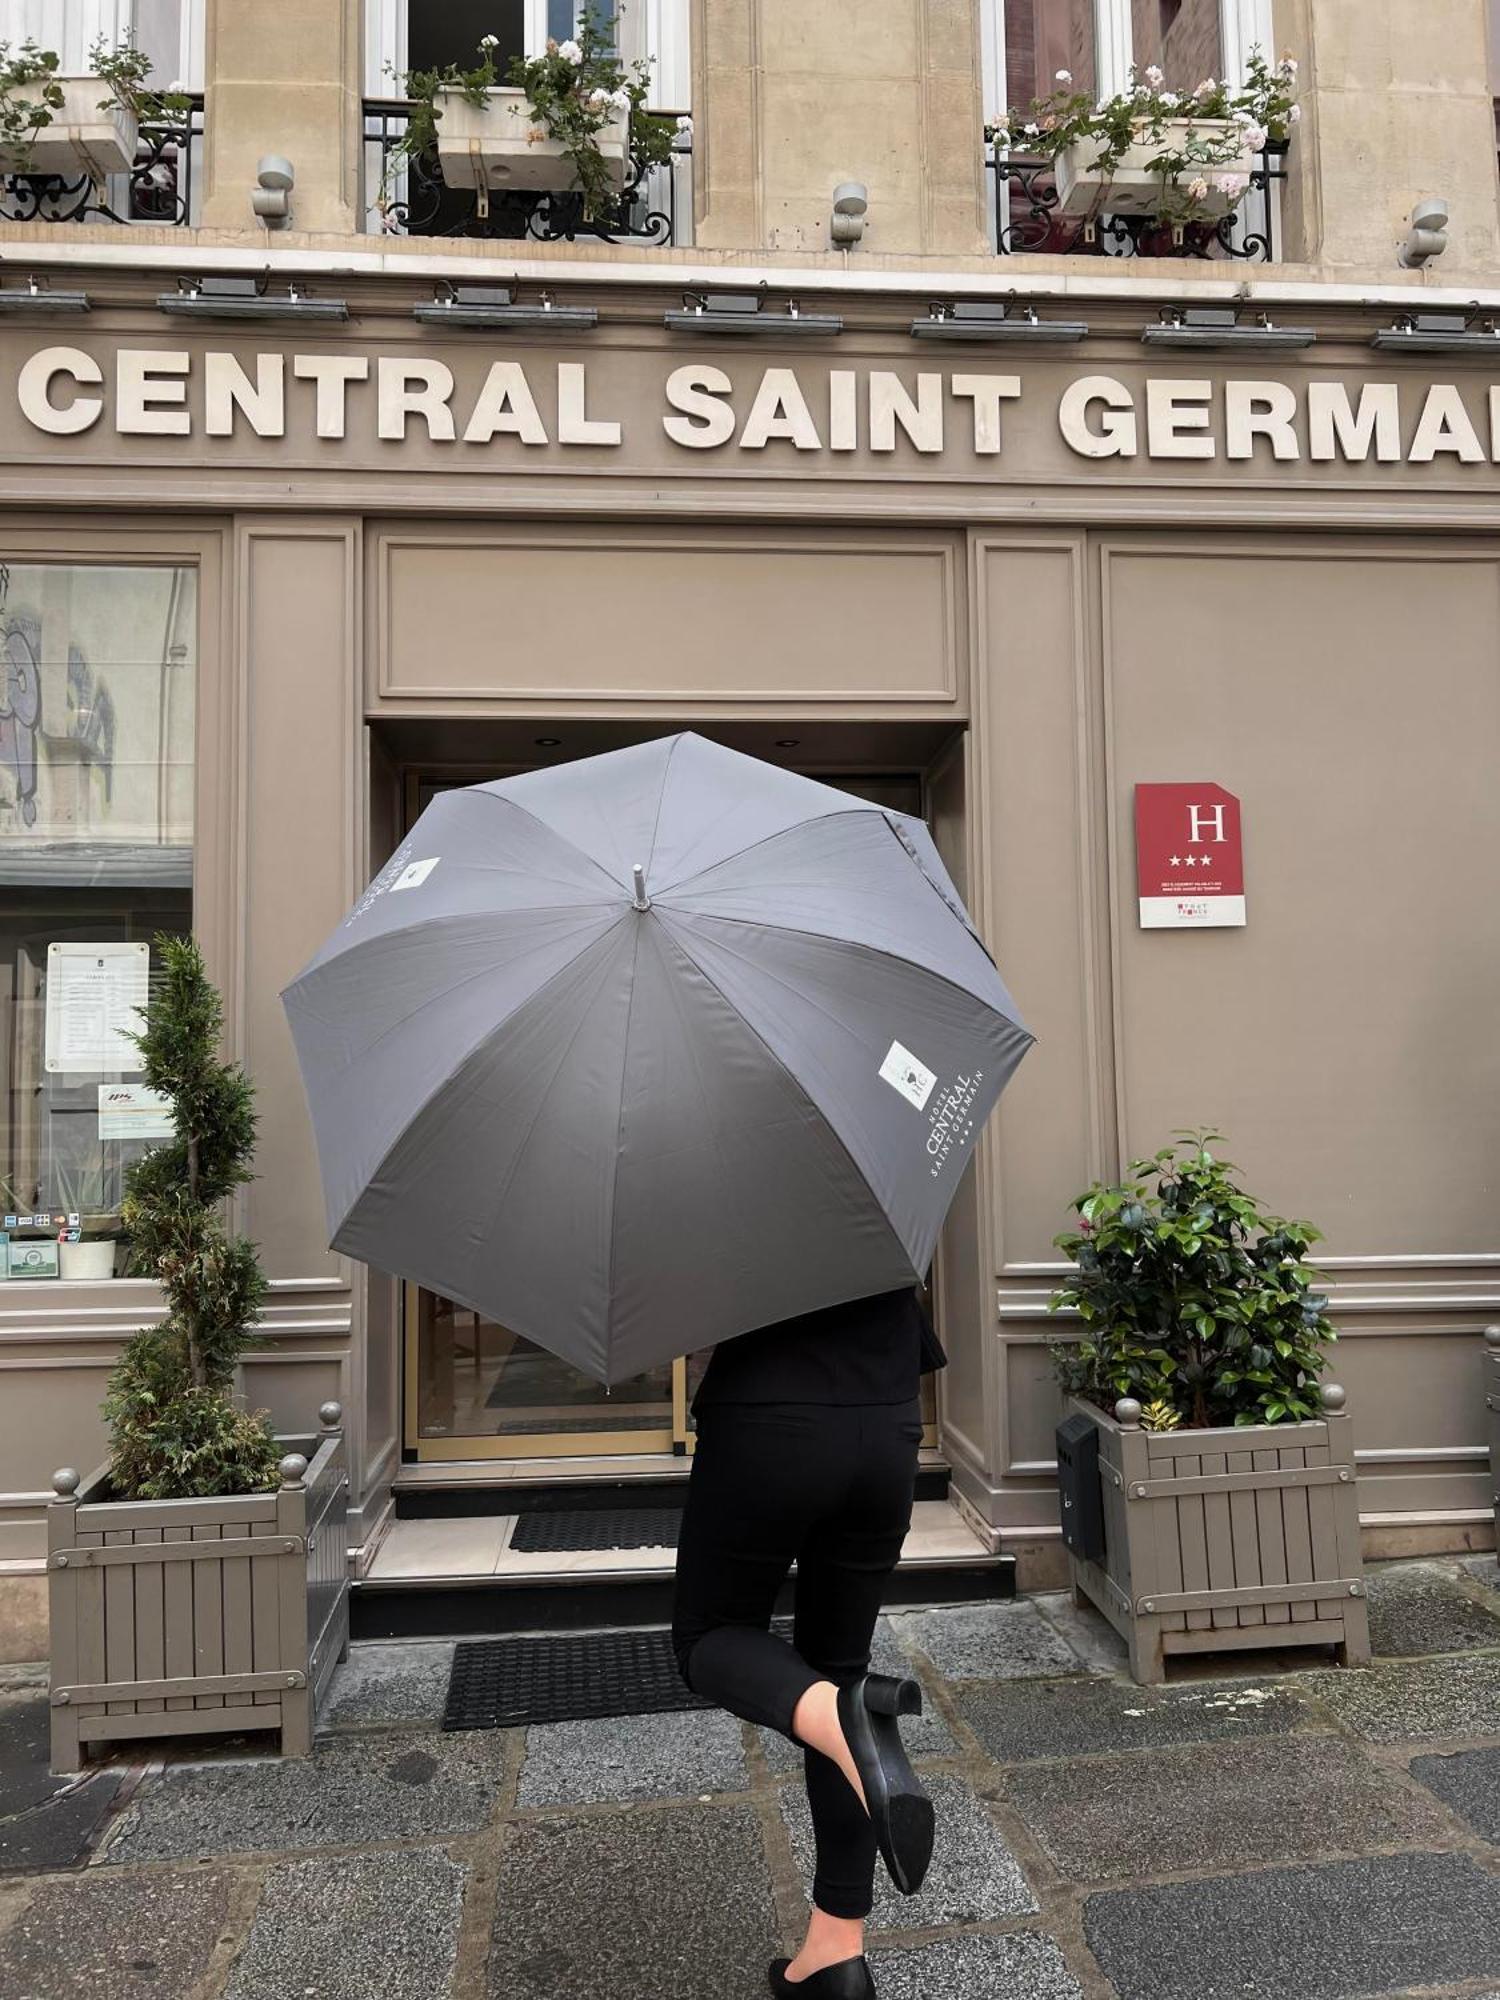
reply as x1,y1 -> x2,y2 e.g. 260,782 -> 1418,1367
787,1906 -> 865,1980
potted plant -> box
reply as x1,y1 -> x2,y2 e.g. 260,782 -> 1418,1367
990,48 -> 1298,227
57,1217 -> 118,1282
0,34 -> 188,179
46,934 -> 348,1773
1049,1133 -> 1369,1683
384,12 -> 675,219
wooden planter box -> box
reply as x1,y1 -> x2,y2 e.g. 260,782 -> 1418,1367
1053,117 -> 1253,219
0,76 -> 138,178
1063,1385 -> 1370,1684
434,85 -> 628,193
47,1403 -> 349,1773
1486,1326 -> 1500,1563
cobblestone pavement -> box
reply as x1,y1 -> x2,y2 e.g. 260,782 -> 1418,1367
2,1554 -> 1499,2000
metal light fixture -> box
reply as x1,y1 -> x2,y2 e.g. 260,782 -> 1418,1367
911,301 -> 1088,343
0,275 -> 90,314
157,274 -> 348,321
1141,307 -> 1316,351
1371,309 -> 1500,354
413,282 -> 598,330
663,291 -> 843,336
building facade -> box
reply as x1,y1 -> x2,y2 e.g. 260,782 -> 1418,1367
2,0 -> 1499,1656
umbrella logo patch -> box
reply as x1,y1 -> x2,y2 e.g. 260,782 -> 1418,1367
879,1040 -> 937,1111
392,856 -> 440,892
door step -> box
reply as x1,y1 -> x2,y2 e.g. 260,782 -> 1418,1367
351,1494 -> 1014,1640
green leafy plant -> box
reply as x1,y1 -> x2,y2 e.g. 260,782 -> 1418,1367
102,934 -> 280,1501
382,8 -> 678,223
986,47 -> 1298,224
1139,1396 -> 1181,1433
1048,1132 -> 1335,1429
0,34 -> 189,173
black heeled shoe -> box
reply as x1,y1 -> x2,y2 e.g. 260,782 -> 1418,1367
768,1955 -> 876,1998
836,1672 -> 935,1895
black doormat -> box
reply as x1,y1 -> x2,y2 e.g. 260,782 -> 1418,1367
443,1627 -> 706,1728
510,1506 -> 682,1554
442,1618 -> 796,1729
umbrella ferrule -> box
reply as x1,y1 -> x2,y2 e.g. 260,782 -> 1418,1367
631,864 -> 651,912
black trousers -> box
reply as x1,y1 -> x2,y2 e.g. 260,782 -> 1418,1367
671,1399 -> 923,1920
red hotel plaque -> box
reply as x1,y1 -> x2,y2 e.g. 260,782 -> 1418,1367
1135,783 -> 1245,929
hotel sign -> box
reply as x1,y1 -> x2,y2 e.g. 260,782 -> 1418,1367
8,341 -> 1500,471
1135,784 -> 1245,929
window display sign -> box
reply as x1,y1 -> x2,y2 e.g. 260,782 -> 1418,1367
44,942 -> 150,1073
1135,784 -> 1245,929
98,1082 -> 173,1139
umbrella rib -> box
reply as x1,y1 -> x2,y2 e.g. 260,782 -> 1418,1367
655,804 -> 879,897
654,915 -> 922,1277
324,915 -> 629,1243
641,729 -> 685,890
602,912 -> 645,1375
655,906 -> 1027,1028
468,780 -> 636,895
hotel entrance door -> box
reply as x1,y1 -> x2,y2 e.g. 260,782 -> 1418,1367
400,763 -> 924,1463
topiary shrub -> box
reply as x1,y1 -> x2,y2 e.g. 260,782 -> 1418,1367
102,934 -> 281,1500
1049,1131 -> 1335,1430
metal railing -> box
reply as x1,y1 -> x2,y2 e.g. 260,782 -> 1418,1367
988,140 -> 1286,262
0,94 -> 204,227
361,97 -> 692,246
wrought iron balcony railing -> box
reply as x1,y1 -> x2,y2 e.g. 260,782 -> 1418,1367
989,141 -> 1286,261
0,94 -> 204,227
361,98 -> 691,246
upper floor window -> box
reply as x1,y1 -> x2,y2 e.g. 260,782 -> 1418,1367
363,0 -> 691,244
0,0 -> 204,225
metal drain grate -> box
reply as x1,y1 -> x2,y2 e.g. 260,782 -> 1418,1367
443,1627 -> 708,1728
510,1506 -> 683,1554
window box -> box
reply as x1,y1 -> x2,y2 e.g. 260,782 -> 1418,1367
1,75 -> 138,178
434,84 -> 628,194
47,1405 -> 349,1772
1060,1387 -> 1371,1684
1053,117 -> 1254,219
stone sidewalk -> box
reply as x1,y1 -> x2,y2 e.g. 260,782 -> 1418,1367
2,1555 -> 1500,2000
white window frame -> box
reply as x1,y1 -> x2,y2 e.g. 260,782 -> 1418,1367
365,0 -> 688,107
982,0 -> 1274,114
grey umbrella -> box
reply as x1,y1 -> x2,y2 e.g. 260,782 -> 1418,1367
281,734 -> 1033,1383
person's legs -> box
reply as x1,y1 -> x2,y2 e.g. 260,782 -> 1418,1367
671,1405 -> 833,1731
784,1402 -> 923,1981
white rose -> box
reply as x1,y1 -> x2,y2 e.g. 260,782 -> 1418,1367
1288,102 -> 1302,123
586,88 -> 609,109
478,34 -> 498,49
1022,122 -> 1040,137
1187,176 -> 1209,202
1159,90 -> 1179,106
1213,171 -> 1249,197
1242,123 -> 1268,150
1055,69 -> 1072,83
609,87 -> 630,112
1194,78 -> 1216,99
1280,55 -> 1298,75
166,77 -> 185,92
1144,63 -> 1164,86
675,114 -> 693,133
557,38 -> 582,63
990,126 -> 1011,147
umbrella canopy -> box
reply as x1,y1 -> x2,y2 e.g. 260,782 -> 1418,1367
281,734 -> 1033,1383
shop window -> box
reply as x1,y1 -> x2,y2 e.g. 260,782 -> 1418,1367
0,562 -> 195,1283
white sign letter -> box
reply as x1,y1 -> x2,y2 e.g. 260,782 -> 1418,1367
1306,382 -> 1400,463
1058,376 -> 1137,457
461,361 -> 547,445
1408,383 -> 1485,464
293,354 -> 368,439
116,349 -> 190,435
204,351 -> 286,438
663,364 -> 735,448
1188,802 -> 1226,842
379,358 -> 456,441
16,345 -> 103,435
1224,379 -> 1299,461
555,361 -> 620,446
828,370 -> 858,451
949,373 -> 1022,455
1146,378 -> 1215,459
739,368 -> 822,450
868,372 -> 943,453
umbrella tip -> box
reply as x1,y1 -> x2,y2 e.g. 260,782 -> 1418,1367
631,863 -> 651,912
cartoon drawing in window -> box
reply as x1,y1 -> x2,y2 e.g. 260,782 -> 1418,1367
0,613 -> 41,827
